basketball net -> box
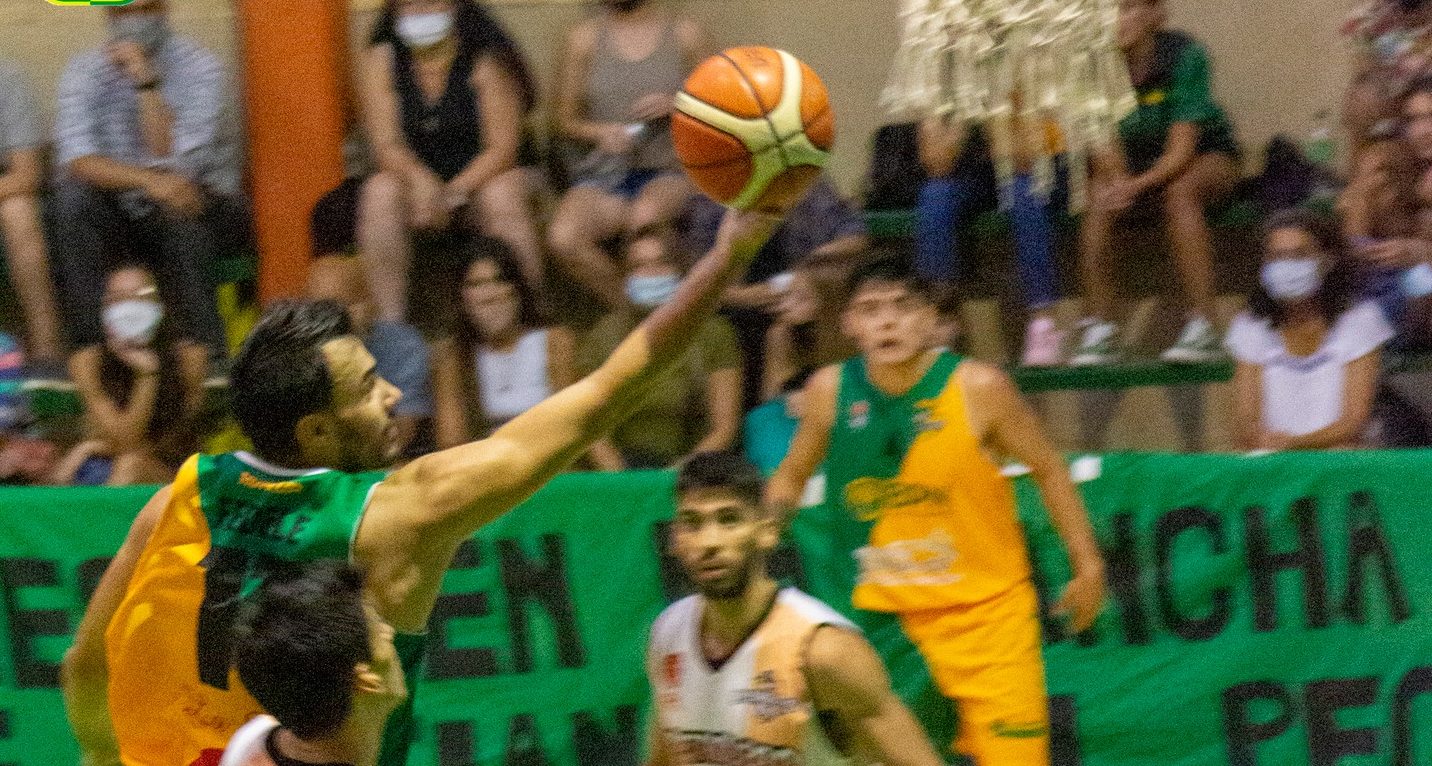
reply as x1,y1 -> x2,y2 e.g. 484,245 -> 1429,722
882,0 -> 1137,210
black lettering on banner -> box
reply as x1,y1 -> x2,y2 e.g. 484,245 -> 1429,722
436,720 -> 477,766
0,558 -> 68,688
1048,695 -> 1083,766
499,535 -> 586,673
1342,492 -> 1412,625
75,557 -> 112,606
1222,680 -> 1296,765
505,713 -> 552,766
1305,677 -> 1378,765
428,541 -> 498,680
1155,507 -> 1233,641
1392,666 -> 1432,766
1105,513 -> 1151,646
1244,499 -> 1330,632
572,705 -> 639,766
0,708 -> 14,766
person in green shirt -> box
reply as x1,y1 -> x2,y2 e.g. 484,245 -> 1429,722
1072,0 -> 1241,367
578,222 -> 744,469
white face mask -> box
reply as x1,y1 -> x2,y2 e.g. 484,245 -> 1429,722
103,299 -> 164,346
1260,258 -> 1322,302
396,11 -> 453,50
625,274 -> 680,309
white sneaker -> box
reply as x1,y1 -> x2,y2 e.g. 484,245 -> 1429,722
1160,316 -> 1225,363
1069,320 -> 1120,367
1019,316 -> 1065,367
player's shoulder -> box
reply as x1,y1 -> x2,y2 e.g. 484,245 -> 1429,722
776,588 -> 858,633
650,595 -> 701,647
954,357 -> 1016,395
807,364 -> 842,396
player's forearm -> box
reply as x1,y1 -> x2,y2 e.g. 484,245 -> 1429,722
1032,466 -> 1104,575
61,647 -> 120,766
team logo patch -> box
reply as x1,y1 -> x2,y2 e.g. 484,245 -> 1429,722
663,653 -> 681,687
843,477 -> 947,521
913,399 -> 943,434
735,671 -> 802,721
848,400 -> 870,430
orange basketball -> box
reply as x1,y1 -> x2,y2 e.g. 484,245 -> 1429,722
672,47 -> 834,213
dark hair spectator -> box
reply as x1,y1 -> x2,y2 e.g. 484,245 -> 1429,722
430,236 -> 576,447
1225,209 -> 1392,451
0,333 -> 59,485
546,0 -> 709,310
1342,0 -> 1432,148
358,0 -> 545,324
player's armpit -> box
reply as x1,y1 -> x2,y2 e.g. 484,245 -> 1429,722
765,364 -> 838,526
62,484 -> 169,766
805,626 -> 945,766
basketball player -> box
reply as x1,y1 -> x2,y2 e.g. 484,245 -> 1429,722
61,208 -> 781,766
220,560 -> 405,766
649,451 -> 944,766
765,258 -> 1107,765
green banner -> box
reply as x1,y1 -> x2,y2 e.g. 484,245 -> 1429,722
1,452 -> 1430,765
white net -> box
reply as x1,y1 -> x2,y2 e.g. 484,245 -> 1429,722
882,0 -> 1138,208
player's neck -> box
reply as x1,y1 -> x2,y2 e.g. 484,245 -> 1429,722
1124,36 -> 1158,79
701,575 -> 779,653
864,348 -> 939,397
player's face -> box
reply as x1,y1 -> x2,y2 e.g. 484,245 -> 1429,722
843,281 -> 938,369
319,337 -> 403,471
462,258 -> 522,340
1117,0 -> 1162,50
1403,93 -> 1432,161
671,489 -> 777,601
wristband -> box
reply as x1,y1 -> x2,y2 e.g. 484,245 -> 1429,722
1402,262 -> 1432,299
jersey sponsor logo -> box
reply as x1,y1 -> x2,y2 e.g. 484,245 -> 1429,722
854,529 -> 962,587
913,399 -> 943,434
991,720 -> 1049,739
663,653 -> 681,687
1140,88 -> 1168,106
843,477 -> 947,521
238,471 -> 303,494
847,400 -> 870,430
734,671 -> 803,722
668,729 -> 799,765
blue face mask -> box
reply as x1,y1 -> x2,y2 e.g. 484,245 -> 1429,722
625,274 -> 680,309
1260,258 -> 1322,302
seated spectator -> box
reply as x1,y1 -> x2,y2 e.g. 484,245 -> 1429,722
430,237 -> 575,447
54,0 -> 244,356
358,0 -> 545,322
0,333 -> 59,486
1226,210 -> 1391,451
547,0 -> 707,309
222,561 -> 406,766
916,118 -> 1064,367
761,268 -> 821,402
577,224 -> 741,469
1343,0 -> 1432,148
1341,78 -> 1432,348
0,59 -> 63,362
306,256 -> 432,458
1073,0 -> 1240,366
60,265 -> 208,485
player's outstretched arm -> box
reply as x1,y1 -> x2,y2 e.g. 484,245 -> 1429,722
764,364 -> 838,526
359,210 -> 780,631
62,486 -> 168,766
805,626 -> 945,766
964,361 -> 1106,633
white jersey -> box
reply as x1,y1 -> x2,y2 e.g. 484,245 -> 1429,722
647,588 -> 858,766
218,715 -> 277,766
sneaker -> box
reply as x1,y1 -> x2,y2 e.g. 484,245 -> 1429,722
1160,316 -> 1225,363
1069,320 -> 1120,367
1019,316 -> 1065,367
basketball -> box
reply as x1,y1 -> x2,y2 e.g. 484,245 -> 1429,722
672,47 -> 834,213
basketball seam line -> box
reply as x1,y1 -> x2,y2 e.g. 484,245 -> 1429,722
716,50 -> 792,172
674,96 -> 760,169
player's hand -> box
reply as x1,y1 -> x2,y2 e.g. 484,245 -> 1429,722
631,92 -> 675,122
409,167 -> 450,230
596,124 -> 638,155
144,173 -> 204,219
1055,566 -> 1105,634
108,41 -> 158,87
713,208 -> 781,266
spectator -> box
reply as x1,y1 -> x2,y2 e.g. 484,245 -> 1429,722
1072,0 -> 1240,366
60,265 -> 208,485
306,256 -> 432,458
916,118 -> 1065,367
547,0 -> 708,309
0,59 -> 63,362
54,0 -> 243,356
430,237 -> 575,447
358,0 -> 545,322
0,333 -> 59,486
1343,0 -> 1432,147
1226,209 -> 1391,451
744,367 -> 814,476
761,268 -> 821,402
1342,77 -> 1432,348
577,224 -> 741,469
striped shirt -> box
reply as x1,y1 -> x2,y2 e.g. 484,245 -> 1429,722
0,58 -> 41,161
54,35 -> 238,197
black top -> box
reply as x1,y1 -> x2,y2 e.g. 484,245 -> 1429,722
393,44 -> 483,182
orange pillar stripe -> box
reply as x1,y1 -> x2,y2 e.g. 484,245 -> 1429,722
237,0 -> 350,302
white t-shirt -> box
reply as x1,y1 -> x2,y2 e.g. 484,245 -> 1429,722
218,715 -> 278,766
1224,301 -> 1393,437
477,329 -> 552,424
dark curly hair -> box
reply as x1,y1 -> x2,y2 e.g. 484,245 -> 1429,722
370,0 -> 537,112
1247,208 -> 1358,328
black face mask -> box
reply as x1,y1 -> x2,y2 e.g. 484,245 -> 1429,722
1400,0 -> 1427,12
605,0 -> 646,12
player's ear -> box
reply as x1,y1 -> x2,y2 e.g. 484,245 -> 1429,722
755,509 -> 780,551
294,411 -> 335,450
353,662 -> 384,695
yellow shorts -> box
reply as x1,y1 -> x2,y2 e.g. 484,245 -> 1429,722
898,585 -> 1049,765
